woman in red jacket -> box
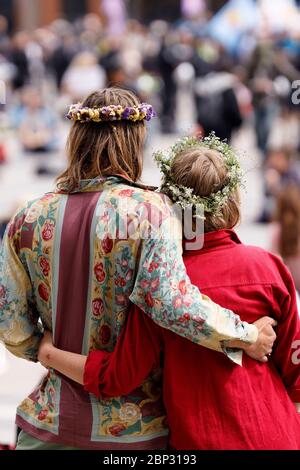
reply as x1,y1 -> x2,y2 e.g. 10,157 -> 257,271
38,136 -> 300,449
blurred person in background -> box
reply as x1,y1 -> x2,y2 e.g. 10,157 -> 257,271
269,103 -> 300,151
49,34 -> 77,90
78,14 -> 104,54
192,36 -> 244,141
8,32 -> 30,90
25,29 -> 49,89
232,65 -> 253,121
272,184 -> 300,293
194,64 -> 243,141
101,0 -> 127,37
0,16 -> 9,56
100,36 -> 122,72
100,36 -> 138,94
10,86 -> 59,153
258,147 -> 300,222
192,37 -> 222,77
247,39 -> 300,158
62,51 -> 106,102
48,21 -> 78,90
158,29 -> 180,133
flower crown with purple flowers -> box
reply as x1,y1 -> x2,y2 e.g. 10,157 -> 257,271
67,102 -> 156,123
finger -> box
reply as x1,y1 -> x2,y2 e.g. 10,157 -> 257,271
255,355 -> 268,363
260,317 -> 278,327
263,351 -> 272,357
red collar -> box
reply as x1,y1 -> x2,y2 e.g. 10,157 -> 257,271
183,229 -> 242,254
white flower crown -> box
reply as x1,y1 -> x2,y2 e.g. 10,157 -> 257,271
154,133 -> 244,218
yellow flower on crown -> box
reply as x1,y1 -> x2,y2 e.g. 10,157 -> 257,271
129,110 -> 140,122
89,109 -> 100,121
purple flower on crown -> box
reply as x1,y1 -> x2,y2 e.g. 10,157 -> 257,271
138,103 -> 155,121
146,107 -> 155,121
121,107 -> 131,119
100,107 -> 111,120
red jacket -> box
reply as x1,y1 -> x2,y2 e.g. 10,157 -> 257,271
84,229 -> 300,450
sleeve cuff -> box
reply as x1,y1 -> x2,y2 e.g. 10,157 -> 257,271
83,350 -> 108,397
220,324 -> 258,367
222,345 -> 243,366
240,323 -> 258,344
3,330 -> 43,363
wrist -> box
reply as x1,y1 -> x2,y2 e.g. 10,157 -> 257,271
39,344 -> 56,368
226,339 -> 249,350
227,325 -> 258,349
240,324 -> 258,345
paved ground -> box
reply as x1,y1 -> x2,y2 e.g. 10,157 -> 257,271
0,121 -> 269,445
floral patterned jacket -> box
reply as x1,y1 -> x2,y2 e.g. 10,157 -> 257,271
0,176 -> 257,449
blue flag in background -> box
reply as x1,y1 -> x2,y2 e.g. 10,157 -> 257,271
207,0 -> 258,53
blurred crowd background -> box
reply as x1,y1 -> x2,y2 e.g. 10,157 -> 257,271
1,0 -> 300,448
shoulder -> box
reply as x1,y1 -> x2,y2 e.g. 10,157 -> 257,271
241,243 -> 284,265
7,192 -> 60,239
23,192 -> 61,223
104,182 -> 181,239
237,243 -> 293,285
110,183 -> 176,223
237,242 -> 280,266
112,183 -> 172,211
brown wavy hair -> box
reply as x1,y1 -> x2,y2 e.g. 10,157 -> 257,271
276,184 -> 300,258
57,88 -> 146,192
171,147 -> 241,232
